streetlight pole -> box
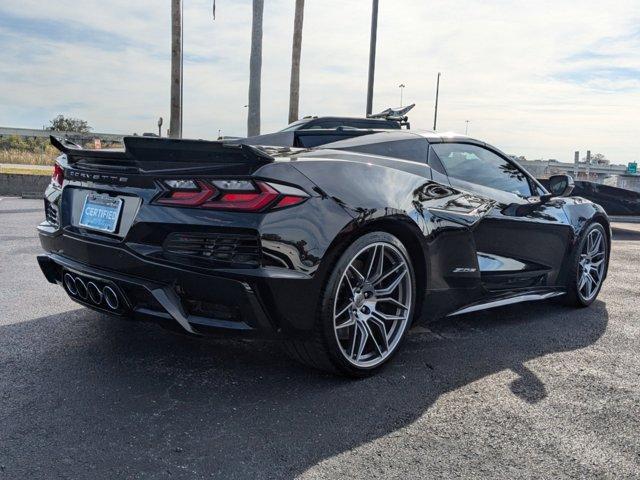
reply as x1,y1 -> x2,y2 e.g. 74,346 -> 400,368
465,120 -> 470,135
398,84 -> 405,107
169,0 -> 183,138
365,0 -> 379,116
433,72 -> 441,131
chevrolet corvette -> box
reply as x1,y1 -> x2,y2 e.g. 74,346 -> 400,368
37,128 -> 610,376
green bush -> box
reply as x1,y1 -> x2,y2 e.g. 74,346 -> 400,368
0,135 -> 50,153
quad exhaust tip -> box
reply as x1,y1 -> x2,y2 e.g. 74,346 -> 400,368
75,277 -> 88,300
63,273 -> 77,296
63,273 -> 121,311
87,282 -> 102,305
103,286 -> 119,310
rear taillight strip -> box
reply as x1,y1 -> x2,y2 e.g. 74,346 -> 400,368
156,181 -> 217,206
155,179 -> 308,212
52,163 -> 64,186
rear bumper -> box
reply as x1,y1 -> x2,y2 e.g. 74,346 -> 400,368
37,251 -> 279,336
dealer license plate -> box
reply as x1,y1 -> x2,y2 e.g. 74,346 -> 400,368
79,194 -> 123,233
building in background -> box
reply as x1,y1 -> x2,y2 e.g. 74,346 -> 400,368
513,156 -> 640,194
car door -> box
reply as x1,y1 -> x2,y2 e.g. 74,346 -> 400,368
430,142 -> 574,290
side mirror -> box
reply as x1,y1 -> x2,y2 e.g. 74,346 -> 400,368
547,174 -> 574,197
502,174 -> 575,217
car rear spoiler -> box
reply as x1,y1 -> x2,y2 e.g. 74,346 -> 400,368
50,135 -> 275,173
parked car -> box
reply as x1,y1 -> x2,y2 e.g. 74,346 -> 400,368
278,104 -> 415,132
237,105 -> 414,149
539,179 -> 640,217
278,115 -> 402,131
38,130 -> 610,376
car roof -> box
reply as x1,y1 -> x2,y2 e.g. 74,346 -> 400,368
319,129 -> 486,148
281,116 -> 401,131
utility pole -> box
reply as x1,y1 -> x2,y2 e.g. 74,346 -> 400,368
398,84 -> 405,107
288,0 -> 305,124
433,72 -> 441,131
169,0 -> 183,138
365,0 -> 379,116
586,150 -> 591,179
574,151 -> 579,177
247,0 -> 264,136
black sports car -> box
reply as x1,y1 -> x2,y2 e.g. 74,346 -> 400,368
37,130 -> 610,376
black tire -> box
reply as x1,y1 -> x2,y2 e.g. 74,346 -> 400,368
564,222 -> 608,307
282,231 -> 417,377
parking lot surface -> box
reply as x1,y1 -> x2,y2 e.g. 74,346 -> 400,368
1,197 -> 639,479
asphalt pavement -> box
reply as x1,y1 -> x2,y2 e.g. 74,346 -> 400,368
1,197 -> 639,479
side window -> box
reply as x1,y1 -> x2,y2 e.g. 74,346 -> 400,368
432,143 -> 532,198
426,147 -> 447,174
339,139 -> 428,163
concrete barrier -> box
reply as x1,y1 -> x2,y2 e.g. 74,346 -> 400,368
609,216 -> 640,224
0,173 -> 49,198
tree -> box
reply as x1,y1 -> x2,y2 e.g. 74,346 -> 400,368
582,153 -> 609,165
49,115 -> 92,133
288,0 -> 305,124
247,0 -> 264,136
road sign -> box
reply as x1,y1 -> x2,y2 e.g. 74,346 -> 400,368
628,162 -> 637,174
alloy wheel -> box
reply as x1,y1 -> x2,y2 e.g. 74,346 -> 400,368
577,228 -> 606,302
333,242 -> 412,368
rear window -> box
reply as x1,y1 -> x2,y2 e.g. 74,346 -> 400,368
335,138 -> 428,163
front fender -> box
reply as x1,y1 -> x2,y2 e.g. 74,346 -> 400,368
559,196 -> 610,238
553,196 -> 611,285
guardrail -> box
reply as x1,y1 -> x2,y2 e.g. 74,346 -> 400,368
0,126 -> 125,142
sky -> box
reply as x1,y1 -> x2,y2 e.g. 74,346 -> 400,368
0,0 -> 638,164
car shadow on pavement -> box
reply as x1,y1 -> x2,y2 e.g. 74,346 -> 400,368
0,300 -> 608,479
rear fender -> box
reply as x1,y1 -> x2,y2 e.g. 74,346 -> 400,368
294,159 -> 494,319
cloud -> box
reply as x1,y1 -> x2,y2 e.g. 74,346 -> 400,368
0,10 -> 135,51
0,0 -> 638,163
556,67 -> 640,92
557,27 -> 640,93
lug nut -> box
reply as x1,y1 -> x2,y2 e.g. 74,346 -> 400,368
361,306 -> 370,314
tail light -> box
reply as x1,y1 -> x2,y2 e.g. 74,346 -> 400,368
155,179 -> 308,212
52,163 -> 64,186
